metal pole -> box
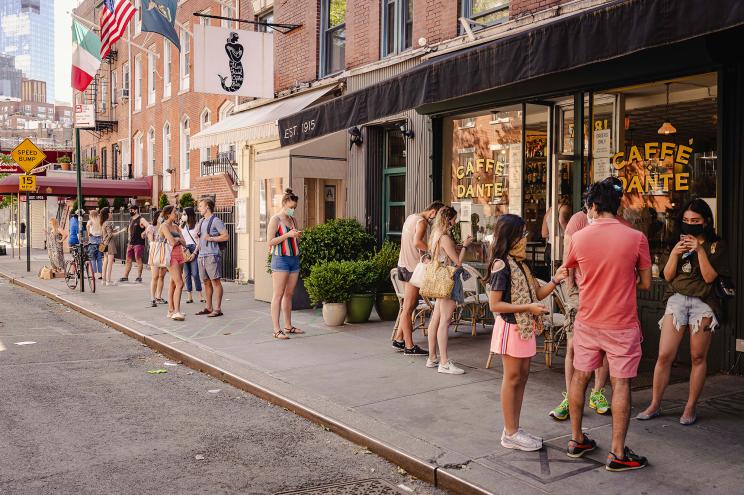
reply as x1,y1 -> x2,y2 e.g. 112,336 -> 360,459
75,127 -> 84,292
26,192 -> 30,272
17,192 -> 20,259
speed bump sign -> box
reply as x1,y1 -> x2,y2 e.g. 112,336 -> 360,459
11,138 -> 46,174
19,174 -> 36,192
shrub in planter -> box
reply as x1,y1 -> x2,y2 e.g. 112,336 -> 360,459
346,259 -> 378,323
97,197 -> 110,210
304,261 -> 353,326
299,218 -> 375,279
371,241 -> 401,321
179,192 -> 195,208
159,193 -> 170,209
112,197 -> 127,210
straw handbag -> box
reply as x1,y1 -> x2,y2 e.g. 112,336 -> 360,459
420,242 -> 456,299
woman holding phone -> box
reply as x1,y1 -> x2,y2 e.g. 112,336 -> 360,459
268,189 -> 304,340
487,214 -> 567,451
638,198 -> 729,425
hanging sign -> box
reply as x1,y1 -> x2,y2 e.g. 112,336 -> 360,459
193,24 -> 274,98
74,104 -> 96,128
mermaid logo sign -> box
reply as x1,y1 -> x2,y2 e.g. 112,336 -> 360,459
193,25 -> 274,98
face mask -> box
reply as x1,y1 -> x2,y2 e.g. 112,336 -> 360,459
681,223 -> 704,236
286,208 -> 295,217
129,210 -> 137,217
181,215 -> 187,223
510,237 -> 527,261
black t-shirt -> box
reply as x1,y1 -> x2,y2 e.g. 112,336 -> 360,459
129,215 -> 146,245
487,259 -> 517,324
20,222 -> 26,233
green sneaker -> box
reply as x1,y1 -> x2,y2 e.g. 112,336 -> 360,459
589,388 -> 610,415
549,392 -> 570,421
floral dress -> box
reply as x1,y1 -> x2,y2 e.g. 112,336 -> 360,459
46,228 -> 64,271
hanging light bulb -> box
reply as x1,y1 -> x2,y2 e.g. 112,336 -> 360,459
658,82 -> 677,135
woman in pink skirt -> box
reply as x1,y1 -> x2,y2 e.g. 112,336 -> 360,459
487,214 -> 567,452
159,205 -> 187,321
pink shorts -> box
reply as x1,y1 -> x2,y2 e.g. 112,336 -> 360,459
490,315 -> 536,358
572,320 -> 642,379
170,245 -> 184,266
126,244 -> 145,261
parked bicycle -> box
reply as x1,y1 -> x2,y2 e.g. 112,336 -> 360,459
65,242 -> 96,293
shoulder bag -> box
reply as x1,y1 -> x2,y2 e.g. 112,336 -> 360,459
409,253 -> 430,288
420,238 -> 456,299
151,227 -> 172,268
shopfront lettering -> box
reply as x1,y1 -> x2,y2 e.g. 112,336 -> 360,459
283,119 -> 317,140
454,156 -> 506,202
611,140 -> 693,192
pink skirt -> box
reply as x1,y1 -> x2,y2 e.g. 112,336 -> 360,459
490,315 -> 536,358
170,245 -> 184,265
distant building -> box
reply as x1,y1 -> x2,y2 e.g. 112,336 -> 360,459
21,78 -> 46,103
0,0 -> 55,102
0,54 -> 22,99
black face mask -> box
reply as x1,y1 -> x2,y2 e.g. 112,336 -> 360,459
681,223 -> 704,236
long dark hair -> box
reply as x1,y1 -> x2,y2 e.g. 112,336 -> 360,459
586,176 -> 623,215
184,207 -> 197,229
675,198 -> 718,243
162,205 -> 175,222
100,207 -> 110,223
488,214 -> 526,268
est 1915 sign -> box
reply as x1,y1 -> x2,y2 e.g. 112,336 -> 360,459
19,174 -> 36,192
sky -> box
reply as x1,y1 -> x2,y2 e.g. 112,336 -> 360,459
54,0 -> 78,104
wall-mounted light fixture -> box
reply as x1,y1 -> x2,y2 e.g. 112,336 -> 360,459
398,119 -> 415,139
348,126 -> 363,150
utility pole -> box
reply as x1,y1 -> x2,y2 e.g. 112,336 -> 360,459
75,126 -> 85,292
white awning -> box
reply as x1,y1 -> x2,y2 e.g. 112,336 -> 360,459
190,85 -> 336,150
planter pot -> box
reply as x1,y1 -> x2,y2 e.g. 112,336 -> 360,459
322,302 -> 347,327
61,163 -> 71,171
292,277 -> 313,310
346,293 -> 375,323
375,292 -> 400,321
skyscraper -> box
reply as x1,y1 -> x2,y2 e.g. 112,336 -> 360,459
0,0 -> 55,102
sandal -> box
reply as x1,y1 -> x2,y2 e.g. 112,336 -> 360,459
284,326 -> 305,334
195,308 -> 212,315
207,310 -> 224,318
273,329 -> 289,340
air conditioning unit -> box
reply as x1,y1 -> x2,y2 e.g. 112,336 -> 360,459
118,88 -> 129,100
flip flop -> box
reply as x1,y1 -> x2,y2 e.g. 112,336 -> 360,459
195,308 -> 212,315
273,329 -> 289,340
207,310 -> 223,318
284,326 -> 304,334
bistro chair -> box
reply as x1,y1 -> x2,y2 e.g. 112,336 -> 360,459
453,263 -> 491,337
390,268 -> 433,340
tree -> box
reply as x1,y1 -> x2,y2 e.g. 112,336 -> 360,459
178,192 -> 195,209
159,193 -> 169,209
113,197 -> 127,210
97,197 -> 110,209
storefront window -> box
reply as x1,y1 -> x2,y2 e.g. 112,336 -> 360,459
259,177 -> 284,242
383,127 -> 407,239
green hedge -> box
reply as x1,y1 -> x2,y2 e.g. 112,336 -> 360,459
299,218 -> 375,278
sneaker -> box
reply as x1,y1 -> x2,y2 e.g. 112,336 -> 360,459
150,300 -> 157,308
438,360 -> 465,375
518,427 -> 543,444
118,277 -> 128,282
135,277 -> 143,283
426,357 -> 439,368
97,276 -> 103,280
606,447 -> 648,472
589,388 -> 611,415
501,429 -> 542,451
567,433 -> 597,458
403,344 -> 428,356
171,312 -> 185,321
549,392 -> 570,421
391,340 -> 405,352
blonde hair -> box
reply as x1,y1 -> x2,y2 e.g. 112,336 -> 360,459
428,206 -> 457,253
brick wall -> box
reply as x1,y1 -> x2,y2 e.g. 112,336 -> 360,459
192,173 -> 237,209
413,0 -> 459,46
345,1 -> 380,69
510,0 -> 566,17
76,0 -> 249,204
274,0 -> 320,92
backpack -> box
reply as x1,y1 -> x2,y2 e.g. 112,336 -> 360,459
201,216 -> 227,252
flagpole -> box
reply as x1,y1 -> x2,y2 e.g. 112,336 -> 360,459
70,11 -> 159,58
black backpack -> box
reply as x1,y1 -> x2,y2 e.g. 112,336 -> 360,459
201,216 -> 227,252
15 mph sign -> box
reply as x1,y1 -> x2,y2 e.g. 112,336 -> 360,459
11,138 -> 46,174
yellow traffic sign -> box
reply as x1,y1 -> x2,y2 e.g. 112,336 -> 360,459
19,174 -> 36,192
11,138 -> 46,173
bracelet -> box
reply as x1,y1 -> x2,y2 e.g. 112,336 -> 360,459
550,277 -> 559,285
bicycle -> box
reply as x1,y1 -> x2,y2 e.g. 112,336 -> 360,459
65,242 -> 96,293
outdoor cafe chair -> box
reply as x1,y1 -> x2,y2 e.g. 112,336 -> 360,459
390,268 -> 434,340
452,263 -> 491,337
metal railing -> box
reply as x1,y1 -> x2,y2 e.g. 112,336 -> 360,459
200,151 -> 239,184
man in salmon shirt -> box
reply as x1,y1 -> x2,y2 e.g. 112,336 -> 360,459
563,177 -> 652,472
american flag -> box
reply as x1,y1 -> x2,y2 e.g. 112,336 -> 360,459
100,0 -> 136,58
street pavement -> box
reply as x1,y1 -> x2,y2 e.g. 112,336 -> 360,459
0,278 -> 446,495
2,250 -> 744,494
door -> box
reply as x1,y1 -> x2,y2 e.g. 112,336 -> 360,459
382,126 -> 407,242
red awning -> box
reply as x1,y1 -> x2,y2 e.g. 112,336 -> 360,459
0,174 -> 153,197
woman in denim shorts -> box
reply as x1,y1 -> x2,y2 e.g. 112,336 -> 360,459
638,199 -> 729,425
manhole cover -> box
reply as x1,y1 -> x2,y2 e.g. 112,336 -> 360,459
275,478 -> 404,495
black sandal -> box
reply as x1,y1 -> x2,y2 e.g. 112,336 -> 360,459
273,329 -> 289,340
284,326 -> 305,334
195,308 -> 212,315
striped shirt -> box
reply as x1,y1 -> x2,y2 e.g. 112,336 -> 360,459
272,222 -> 299,256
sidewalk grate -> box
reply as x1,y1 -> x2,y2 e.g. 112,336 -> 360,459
275,478 -> 405,495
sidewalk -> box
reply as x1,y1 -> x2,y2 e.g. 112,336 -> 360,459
2,250 -> 743,494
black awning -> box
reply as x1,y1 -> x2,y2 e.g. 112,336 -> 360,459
279,0 -> 744,146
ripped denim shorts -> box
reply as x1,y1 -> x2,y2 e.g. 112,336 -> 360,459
660,293 -> 718,334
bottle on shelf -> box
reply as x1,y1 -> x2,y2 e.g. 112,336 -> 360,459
651,255 -> 660,279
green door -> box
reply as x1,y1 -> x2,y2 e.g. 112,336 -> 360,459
382,127 -> 407,241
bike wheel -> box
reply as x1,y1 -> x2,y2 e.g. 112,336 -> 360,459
65,260 -> 78,290
85,260 -> 96,293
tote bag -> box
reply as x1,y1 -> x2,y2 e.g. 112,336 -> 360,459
409,254 -> 430,288
419,240 -> 456,299
151,240 -> 172,268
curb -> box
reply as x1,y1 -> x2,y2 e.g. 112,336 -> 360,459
0,271 -> 493,495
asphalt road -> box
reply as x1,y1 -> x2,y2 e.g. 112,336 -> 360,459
0,281 -> 446,495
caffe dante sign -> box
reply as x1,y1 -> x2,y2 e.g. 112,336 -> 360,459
454,157 -> 507,202
612,140 -> 692,193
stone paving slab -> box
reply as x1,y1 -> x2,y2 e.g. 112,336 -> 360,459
2,250 -> 744,494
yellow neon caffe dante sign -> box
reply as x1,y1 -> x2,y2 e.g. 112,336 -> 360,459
611,140 -> 693,193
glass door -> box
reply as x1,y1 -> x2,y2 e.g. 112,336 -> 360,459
382,126 -> 407,241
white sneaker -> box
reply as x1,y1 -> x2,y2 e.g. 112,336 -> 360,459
171,312 -> 185,321
437,360 -> 465,375
167,312 -> 173,319
426,357 -> 440,368
518,427 -> 543,444
501,428 -> 542,451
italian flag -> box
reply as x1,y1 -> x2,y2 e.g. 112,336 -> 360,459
71,19 -> 102,92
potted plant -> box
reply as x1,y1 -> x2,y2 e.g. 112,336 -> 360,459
295,218 -> 376,310
85,156 -> 97,172
371,241 -> 401,321
304,261 -> 352,326
58,155 -> 71,171
179,192 -> 195,209
158,192 -> 169,209
346,259 -> 378,323
97,197 -> 110,210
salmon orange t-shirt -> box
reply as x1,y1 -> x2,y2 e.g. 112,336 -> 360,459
564,218 -> 651,329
